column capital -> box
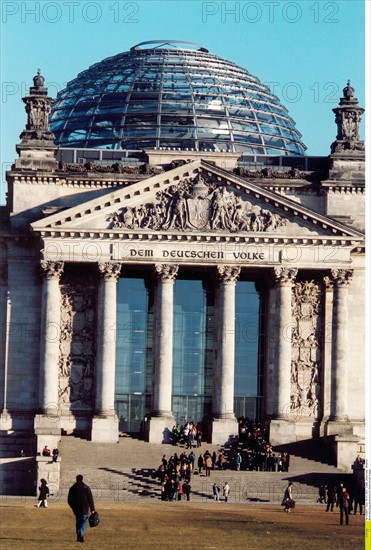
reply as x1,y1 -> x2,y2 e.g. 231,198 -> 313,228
217,265 -> 241,284
155,263 -> 179,282
330,268 -> 353,287
323,275 -> 333,290
98,262 -> 121,281
40,260 -> 64,280
273,267 -> 298,285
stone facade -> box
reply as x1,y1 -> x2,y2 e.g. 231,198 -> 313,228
0,76 -> 365,483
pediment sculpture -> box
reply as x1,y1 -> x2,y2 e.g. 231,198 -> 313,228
106,175 -> 288,233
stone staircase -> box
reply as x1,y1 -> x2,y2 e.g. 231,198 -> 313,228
57,435 -> 354,504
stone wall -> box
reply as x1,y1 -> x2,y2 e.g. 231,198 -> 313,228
4,246 -> 41,418
346,257 -> 365,433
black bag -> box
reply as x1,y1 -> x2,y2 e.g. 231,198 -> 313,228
89,511 -> 100,527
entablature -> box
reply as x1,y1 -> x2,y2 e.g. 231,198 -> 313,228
39,231 -> 359,270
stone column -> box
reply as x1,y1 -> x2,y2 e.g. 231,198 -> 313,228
91,262 -> 121,443
34,261 -> 64,453
269,267 -> 297,445
39,260 -> 64,415
145,264 -> 178,443
210,265 -> 240,444
328,269 -> 353,424
0,253 -> 10,423
274,267 -> 298,419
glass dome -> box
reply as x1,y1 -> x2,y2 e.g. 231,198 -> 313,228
50,40 -> 307,155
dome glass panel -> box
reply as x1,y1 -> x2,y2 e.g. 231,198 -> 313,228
50,40 -> 306,155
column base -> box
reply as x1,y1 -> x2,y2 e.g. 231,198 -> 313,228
91,415 -> 119,443
268,419 -> 297,446
334,435 -> 360,471
209,418 -> 238,445
324,419 -> 353,437
36,455 -> 61,496
144,415 -> 175,444
34,414 -> 61,454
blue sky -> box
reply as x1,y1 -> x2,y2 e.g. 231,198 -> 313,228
0,0 -> 366,204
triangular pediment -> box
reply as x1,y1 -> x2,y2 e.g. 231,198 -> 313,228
31,159 -> 364,244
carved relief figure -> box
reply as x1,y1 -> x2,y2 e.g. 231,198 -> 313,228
106,173 -> 288,233
211,187 -> 233,229
58,282 -> 96,409
341,111 -> 358,140
290,280 -> 322,417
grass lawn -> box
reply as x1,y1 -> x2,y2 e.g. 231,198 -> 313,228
0,499 -> 365,549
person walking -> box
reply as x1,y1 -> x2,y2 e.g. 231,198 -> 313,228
235,452 -> 242,471
183,480 -> 191,501
36,478 -> 49,508
285,453 -> 290,472
68,474 -> 96,543
353,486 -> 365,515
204,453 -> 212,477
211,451 -> 217,470
217,452 -> 225,470
188,451 -> 196,472
317,484 -> 327,504
282,482 -> 294,513
223,481 -> 230,502
339,486 -> 350,525
197,454 -> 204,474
326,485 -> 336,512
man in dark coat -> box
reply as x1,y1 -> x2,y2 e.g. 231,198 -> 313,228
339,485 -> 350,525
325,485 -> 336,512
68,475 -> 95,543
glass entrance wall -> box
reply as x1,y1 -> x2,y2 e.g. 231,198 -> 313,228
115,277 -> 153,432
114,275 -> 263,432
234,281 -> 262,421
172,279 -> 213,424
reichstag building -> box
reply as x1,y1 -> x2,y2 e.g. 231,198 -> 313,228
0,41 -> 365,474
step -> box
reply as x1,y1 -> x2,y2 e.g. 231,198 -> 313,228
57,435 -> 353,504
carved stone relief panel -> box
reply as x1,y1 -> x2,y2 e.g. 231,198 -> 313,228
106,173 -> 288,233
58,281 -> 96,410
290,280 -> 323,417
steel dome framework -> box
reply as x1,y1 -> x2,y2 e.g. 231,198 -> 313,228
50,41 -> 307,155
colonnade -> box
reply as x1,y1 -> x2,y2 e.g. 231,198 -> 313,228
38,260 -> 353,443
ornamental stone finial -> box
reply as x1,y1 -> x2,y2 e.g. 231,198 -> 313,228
330,80 -> 364,155
343,80 -> 355,100
19,71 -> 55,143
33,69 -> 45,88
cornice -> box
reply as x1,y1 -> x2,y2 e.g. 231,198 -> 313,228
8,172 -> 141,188
34,227 -> 363,248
